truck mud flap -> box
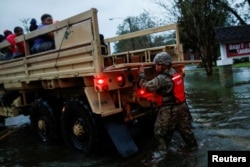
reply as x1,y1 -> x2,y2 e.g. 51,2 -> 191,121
104,120 -> 138,158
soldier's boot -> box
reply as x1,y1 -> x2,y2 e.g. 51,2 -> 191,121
150,138 -> 167,163
141,137 -> 166,166
183,134 -> 198,151
188,138 -> 198,151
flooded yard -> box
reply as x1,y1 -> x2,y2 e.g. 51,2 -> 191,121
0,66 -> 250,167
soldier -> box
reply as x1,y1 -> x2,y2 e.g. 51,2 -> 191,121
139,52 -> 197,163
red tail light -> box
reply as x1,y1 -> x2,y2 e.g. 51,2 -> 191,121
116,74 -> 126,87
138,89 -> 146,95
97,78 -> 105,85
116,76 -> 123,82
94,77 -> 108,91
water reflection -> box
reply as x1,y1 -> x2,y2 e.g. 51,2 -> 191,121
233,67 -> 250,83
186,67 -> 250,130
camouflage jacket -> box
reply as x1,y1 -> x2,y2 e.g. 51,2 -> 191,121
139,67 -> 177,105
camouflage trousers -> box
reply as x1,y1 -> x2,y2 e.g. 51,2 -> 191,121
154,103 -> 197,151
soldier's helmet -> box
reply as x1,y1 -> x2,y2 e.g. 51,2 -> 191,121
153,52 -> 172,66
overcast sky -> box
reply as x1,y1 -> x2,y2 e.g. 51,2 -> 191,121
0,0 -> 162,38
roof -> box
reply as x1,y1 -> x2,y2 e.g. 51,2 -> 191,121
214,25 -> 250,44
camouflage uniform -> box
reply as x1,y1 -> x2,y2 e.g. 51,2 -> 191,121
139,52 -> 197,152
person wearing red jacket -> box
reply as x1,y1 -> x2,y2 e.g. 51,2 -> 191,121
6,26 -> 25,59
139,52 -> 197,164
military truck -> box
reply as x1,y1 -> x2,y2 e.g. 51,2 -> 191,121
0,8 -> 187,157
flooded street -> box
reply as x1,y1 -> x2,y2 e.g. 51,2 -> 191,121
1,66 -> 250,167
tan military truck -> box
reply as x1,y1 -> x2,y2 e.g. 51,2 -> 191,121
0,8 -> 186,157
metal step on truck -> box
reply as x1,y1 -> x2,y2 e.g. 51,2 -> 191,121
0,8 -> 188,158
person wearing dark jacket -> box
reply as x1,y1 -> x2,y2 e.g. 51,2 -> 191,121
29,18 -> 38,32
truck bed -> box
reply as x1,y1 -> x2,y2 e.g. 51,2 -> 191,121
0,8 -> 187,91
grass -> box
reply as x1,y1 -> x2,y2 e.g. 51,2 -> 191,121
233,61 -> 250,68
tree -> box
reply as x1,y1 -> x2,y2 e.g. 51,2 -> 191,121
20,18 -> 30,34
152,0 -> 250,75
113,11 -> 173,53
223,0 -> 250,25
178,0 -> 229,75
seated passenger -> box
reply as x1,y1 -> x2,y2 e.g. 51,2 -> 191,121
100,34 -> 108,55
31,14 -> 55,54
29,18 -> 38,50
2,30 -> 13,60
3,29 -> 12,38
29,18 -> 38,32
6,26 -> 25,59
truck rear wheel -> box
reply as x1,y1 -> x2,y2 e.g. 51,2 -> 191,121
30,99 -> 58,143
61,99 -> 97,154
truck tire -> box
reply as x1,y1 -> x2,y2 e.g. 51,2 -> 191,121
30,98 -> 58,143
61,99 -> 97,154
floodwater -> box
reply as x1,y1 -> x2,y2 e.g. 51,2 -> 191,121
0,66 -> 250,167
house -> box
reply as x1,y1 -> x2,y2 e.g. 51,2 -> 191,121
214,25 -> 250,66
